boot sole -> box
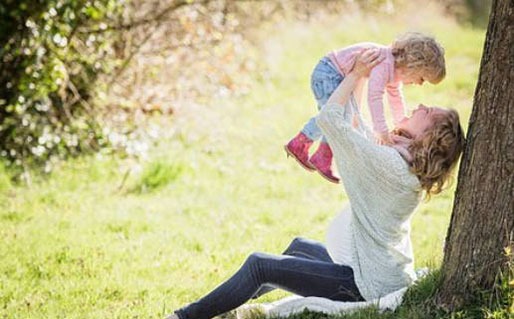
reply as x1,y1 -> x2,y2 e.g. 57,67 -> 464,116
284,145 -> 315,171
308,160 -> 340,184
315,169 -> 340,184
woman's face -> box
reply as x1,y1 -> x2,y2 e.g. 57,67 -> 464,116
397,104 -> 448,138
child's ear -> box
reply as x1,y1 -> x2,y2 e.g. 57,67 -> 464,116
391,47 -> 405,57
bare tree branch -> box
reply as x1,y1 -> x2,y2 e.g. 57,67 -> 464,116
84,0 -> 215,33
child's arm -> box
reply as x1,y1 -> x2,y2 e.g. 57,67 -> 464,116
367,64 -> 392,143
367,65 -> 389,133
386,83 -> 407,125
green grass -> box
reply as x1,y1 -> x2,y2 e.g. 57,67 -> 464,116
128,160 -> 186,194
0,4 -> 496,319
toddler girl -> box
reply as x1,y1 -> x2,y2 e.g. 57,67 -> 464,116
285,32 -> 446,183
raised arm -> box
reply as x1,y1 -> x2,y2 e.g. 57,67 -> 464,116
316,49 -> 415,206
326,49 -> 383,106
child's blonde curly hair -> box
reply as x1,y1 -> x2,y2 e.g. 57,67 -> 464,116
409,109 -> 465,197
392,32 -> 446,84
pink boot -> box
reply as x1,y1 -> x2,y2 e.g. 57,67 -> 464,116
284,132 -> 315,171
309,143 -> 340,184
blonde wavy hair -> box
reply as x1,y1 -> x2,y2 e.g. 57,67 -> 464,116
394,109 -> 465,197
392,32 -> 446,84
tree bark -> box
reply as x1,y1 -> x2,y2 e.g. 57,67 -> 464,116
436,0 -> 514,310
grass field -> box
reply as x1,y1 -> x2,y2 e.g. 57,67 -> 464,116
0,3 -> 490,319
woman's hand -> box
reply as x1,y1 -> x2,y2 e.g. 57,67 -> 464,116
350,49 -> 383,78
325,49 -> 383,106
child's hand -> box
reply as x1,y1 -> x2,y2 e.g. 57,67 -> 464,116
375,131 -> 392,145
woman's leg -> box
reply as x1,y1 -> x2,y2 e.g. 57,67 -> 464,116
251,237 -> 332,298
174,251 -> 363,319
282,237 -> 333,261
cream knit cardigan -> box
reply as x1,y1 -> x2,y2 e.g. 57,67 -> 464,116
316,101 -> 422,301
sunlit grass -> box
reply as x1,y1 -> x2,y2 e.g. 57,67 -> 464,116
128,160 -> 185,194
0,4 -> 488,319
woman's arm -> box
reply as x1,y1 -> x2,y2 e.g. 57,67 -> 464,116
316,49 -> 416,203
325,73 -> 361,106
326,49 -> 383,106
353,78 -> 366,107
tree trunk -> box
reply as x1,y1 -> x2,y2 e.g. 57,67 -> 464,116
436,0 -> 514,310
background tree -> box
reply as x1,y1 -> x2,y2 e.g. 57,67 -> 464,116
436,0 -> 513,312
0,0 -> 347,179
0,0 -> 124,177
437,0 -> 492,26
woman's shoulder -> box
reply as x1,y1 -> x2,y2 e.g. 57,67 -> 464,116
382,147 -> 421,189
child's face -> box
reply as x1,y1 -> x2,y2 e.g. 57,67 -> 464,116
398,68 -> 425,86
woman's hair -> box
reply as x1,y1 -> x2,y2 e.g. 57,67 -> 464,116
395,109 -> 466,197
392,32 -> 446,84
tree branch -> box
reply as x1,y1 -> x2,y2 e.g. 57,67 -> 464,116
83,0 -> 214,33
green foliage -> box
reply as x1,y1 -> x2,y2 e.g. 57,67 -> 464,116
480,247 -> 514,318
439,0 -> 492,27
129,160 -> 184,194
0,0 -> 123,173
0,162 -> 12,192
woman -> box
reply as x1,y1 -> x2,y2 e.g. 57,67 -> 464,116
167,50 -> 465,319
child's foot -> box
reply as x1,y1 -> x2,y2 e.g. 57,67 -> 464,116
309,143 -> 340,184
284,132 -> 315,171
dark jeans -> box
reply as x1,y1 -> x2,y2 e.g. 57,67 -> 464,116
175,237 -> 364,319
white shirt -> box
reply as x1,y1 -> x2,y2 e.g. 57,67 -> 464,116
317,101 -> 421,300
326,205 -> 353,266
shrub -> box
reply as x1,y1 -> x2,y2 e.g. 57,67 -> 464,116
0,0 -> 123,174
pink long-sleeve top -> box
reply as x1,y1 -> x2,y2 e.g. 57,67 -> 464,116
327,42 -> 406,134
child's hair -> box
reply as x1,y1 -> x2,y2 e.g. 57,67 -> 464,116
392,32 -> 446,84
407,109 -> 465,198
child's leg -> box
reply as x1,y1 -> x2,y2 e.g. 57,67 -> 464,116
301,57 -> 344,140
309,141 -> 339,183
284,131 -> 315,171
251,237 -> 333,298
285,58 -> 343,171
304,58 -> 344,183
174,252 -> 363,319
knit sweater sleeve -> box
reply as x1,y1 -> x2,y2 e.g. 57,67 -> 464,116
316,103 -> 415,211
